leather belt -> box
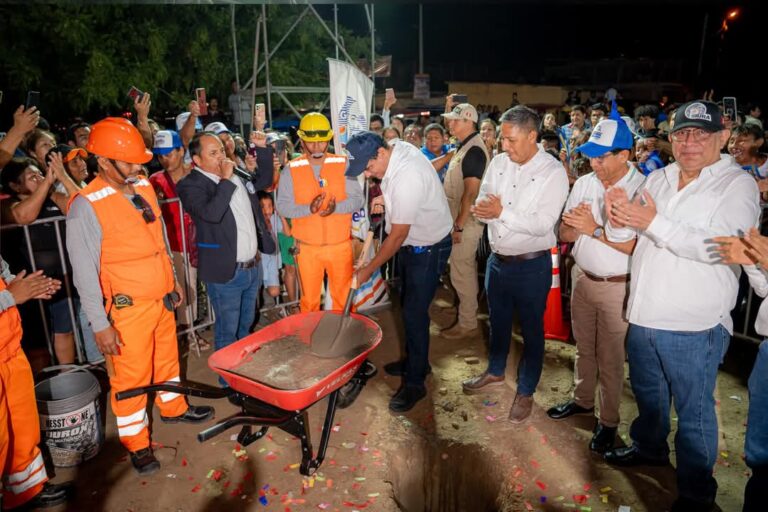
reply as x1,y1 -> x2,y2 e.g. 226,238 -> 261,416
583,271 -> 630,283
236,254 -> 261,269
493,250 -> 549,263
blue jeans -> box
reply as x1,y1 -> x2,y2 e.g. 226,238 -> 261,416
399,236 -> 451,388
744,340 -> 768,511
486,253 -> 551,396
627,323 -> 729,505
206,265 -> 262,352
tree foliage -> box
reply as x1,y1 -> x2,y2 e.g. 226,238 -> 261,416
0,4 -> 374,124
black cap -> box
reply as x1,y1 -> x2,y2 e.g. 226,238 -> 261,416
671,101 -> 724,133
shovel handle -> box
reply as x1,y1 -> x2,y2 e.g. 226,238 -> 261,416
351,231 -> 375,290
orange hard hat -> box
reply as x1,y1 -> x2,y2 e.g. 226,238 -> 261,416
86,117 -> 153,164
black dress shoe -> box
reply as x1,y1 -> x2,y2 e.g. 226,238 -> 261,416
160,404 -> 214,424
130,448 -> 161,475
670,496 -> 715,512
383,360 -> 431,377
23,482 -> 73,509
604,445 -> 670,467
546,400 -> 594,420
337,360 -> 378,409
388,385 -> 427,412
589,424 -> 617,453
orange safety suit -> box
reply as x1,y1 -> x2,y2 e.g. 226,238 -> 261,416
1,276 -> 48,509
72,176 -> 187,453
288,155 -> 353,312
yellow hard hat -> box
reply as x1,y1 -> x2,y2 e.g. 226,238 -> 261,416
298,112 -> 333,142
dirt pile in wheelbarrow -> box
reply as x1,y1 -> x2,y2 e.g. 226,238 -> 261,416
232,332 -> 377,390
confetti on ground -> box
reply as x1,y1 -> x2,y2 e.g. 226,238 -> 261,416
535,480 -> 547,490
332,424 -> 341,432
318,503 -> 331,510
166,474 -> 177,479
483,400 -> 498,406
524,501 -> 534,511
583,483 -> 592,491
266,451 -> 278,461
181,458 -> 188,466
540,496 -> 547,503
367,493 -> 380,498
729,395 -> 742,401
574,494 -> 588,504
600,486 -> 612,493
530,459 -> 540,469
354,477 -> 366,482
485,415 -> 497,422
191,484 -> 202,493
721,451 -> 729,458
342,442 -> 357,449
601,494 -> 609,503
618,507 -> 631,512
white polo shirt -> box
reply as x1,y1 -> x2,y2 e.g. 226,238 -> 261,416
612,155 -> 760,333
380,141 -> 452,246
567,165 -> 646,277
476,149 -> 569,255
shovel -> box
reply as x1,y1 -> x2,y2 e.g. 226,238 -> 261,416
311,231 -> 374,358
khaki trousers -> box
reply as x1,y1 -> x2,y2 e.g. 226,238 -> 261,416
448,222 -> 484,330
571,267 -> 629,427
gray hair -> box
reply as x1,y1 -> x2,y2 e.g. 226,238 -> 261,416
499,105 -> 540,135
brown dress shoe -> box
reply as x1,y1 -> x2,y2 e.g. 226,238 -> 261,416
508,393 -> 534,423
462,371 -> 505,395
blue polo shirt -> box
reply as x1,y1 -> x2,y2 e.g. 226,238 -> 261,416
421,144 -> 451,182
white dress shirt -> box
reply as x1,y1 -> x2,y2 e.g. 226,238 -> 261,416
610,155 -> 760,333
197,167 -> 259,262
567,165 -> 646,277
381,141 -> 453,246
744,265 -> 768,337
476,149 -> 569,255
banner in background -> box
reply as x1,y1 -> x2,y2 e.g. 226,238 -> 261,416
328,58 -> 374,155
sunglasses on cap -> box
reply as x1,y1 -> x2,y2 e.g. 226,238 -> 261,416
130,194 -> 156,224
302,129 -> 331,138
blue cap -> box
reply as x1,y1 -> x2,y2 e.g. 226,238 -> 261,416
344,131 -> 385,177
153,130 -> 183,155
576,101 -> 634,158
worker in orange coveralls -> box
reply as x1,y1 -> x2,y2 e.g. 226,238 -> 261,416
1,256 -> 73,509
66,118 -> 213,475
275,112 -> 364,312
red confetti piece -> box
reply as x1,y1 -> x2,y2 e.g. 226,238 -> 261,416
342,500 -> 371,508
536,480 -> 547,490
223,481 -> 231,489
181,458 -> 188,466
515,484 -> 524,494
541,435 -> 548,444
513,468 -> 523,478
191,484 -> 202,493
524,501 -> 534,511
530,459 -> 540,469
574,494 -> 588,504
212,470 -> 223,481
583,483 -> 592,491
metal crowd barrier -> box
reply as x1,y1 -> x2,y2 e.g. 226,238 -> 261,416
0,197 -> 216,363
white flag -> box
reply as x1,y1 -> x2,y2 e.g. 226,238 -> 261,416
328,58 -> 374,155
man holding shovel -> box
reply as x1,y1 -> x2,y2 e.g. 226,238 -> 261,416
345,132 -> 452,412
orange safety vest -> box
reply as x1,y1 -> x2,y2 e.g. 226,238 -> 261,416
288,154 -> 351,246
69,176 -> 174,303
0,276 -> 23,363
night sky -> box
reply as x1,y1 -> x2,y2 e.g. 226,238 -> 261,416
328,1 -> 765,106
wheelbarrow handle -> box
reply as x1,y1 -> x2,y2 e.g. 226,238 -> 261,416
115,380 -> 233,401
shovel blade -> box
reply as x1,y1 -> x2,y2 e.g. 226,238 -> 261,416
311,313 -> 368,359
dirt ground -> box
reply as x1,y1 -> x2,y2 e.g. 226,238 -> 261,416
35,285 -> 757,512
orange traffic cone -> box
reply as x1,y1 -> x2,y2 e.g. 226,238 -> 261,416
544,247 -> 570,341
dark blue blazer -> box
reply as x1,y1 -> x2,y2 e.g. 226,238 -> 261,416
177,147 -> 276,284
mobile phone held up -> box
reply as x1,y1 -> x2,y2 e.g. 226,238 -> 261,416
452,93 -> 468,104
254,103 -> 266,127
126,86 -> 144,103
722,96 -> 737,123
196,88 -> 208,116
26,91 -> 40,110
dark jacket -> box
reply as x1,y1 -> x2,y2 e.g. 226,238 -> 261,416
177,147 -> 276,283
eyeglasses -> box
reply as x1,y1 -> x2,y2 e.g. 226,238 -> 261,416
302,130 -> 331,138
130,194 -> 156,224
670,128 -> 714,143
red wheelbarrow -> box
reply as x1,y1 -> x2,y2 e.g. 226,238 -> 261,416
116,312 -> 382,476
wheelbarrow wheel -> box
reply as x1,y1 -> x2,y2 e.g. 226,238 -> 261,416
337,360 -> 377,409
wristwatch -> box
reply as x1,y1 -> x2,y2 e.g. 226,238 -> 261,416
453,224 -> 463,233
592,226 -> 604,238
